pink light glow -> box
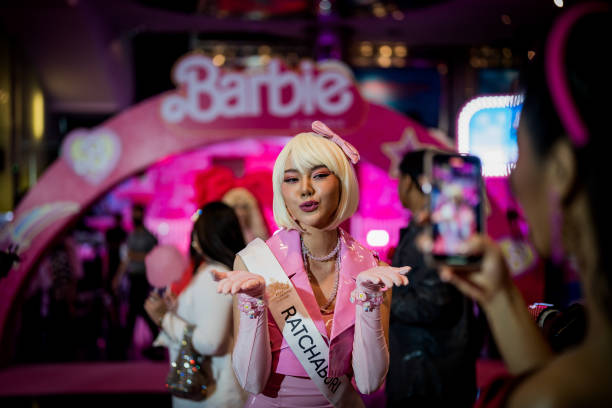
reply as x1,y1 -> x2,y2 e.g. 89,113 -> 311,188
103,139 -> 407,258
366,230 -> 390,247
105,138 -> 287,252
353,160 -> 408,260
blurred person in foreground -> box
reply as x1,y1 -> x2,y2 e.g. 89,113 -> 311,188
433,4 -> 612,407
386,149 -> 479,408
145,201 -> 247,407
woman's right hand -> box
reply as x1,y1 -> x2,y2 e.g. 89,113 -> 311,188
212,270 -> 266,298
436,235 -> 514,306
437,235 -> 555,376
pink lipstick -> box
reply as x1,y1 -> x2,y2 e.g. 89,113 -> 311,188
299,201 -> 319,212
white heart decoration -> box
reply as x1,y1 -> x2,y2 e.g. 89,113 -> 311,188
61,128 -> 122,185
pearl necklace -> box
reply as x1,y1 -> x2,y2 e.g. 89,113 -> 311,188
300,234 -> 340,313
301,234 -> 340,261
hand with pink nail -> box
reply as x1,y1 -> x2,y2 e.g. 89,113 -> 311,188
212,269 -> 266,298
356,265 -> 411,292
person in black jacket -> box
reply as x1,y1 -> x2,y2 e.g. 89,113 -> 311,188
386,149 -> 480,408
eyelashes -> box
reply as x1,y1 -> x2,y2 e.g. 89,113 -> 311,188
283,171 -> 331,184
313,172 -> 331,179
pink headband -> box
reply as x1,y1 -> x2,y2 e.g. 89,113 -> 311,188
545,2 -> 609,148
311,121 -> 360,164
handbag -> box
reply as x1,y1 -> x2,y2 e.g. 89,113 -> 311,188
166,323 -> 215,401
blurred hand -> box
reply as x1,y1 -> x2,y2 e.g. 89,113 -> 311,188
144,291 -> 168,326
163,289 -> 178,311
437,235 -> 513,305
212,269 -> 266,298
356,265 -> 411,292
414,198 -> 511,305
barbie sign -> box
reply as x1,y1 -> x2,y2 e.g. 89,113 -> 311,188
160,54 -> 366,129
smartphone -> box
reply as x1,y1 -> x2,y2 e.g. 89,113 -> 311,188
425,152 -> 485,266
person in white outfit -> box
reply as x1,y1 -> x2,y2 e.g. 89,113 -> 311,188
145,201 -> 247,408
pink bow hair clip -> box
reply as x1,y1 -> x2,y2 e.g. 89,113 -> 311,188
311,121 -> 360,165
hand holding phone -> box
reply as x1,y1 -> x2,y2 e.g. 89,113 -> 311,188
426,152 -> 485,266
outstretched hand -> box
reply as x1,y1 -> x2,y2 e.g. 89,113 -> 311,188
212,269 -> 266,298
356,265 -> 411,292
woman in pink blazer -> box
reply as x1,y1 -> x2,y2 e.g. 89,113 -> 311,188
215,122 -> 410,407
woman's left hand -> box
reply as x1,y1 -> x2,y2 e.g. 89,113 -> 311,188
356,265 -> 411,292
144,291 -> 168,326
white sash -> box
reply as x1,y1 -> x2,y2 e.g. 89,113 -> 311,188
238,238 -> 364,408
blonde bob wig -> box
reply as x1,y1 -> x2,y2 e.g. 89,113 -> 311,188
272,132 -> 359,231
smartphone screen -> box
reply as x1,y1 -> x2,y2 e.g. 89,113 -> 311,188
429,153 -> 484,265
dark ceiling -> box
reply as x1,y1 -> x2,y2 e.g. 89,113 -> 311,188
1,0 -> 563,115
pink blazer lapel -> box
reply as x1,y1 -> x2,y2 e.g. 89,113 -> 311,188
266,229 -> 329,342
329,228 -> 378,341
